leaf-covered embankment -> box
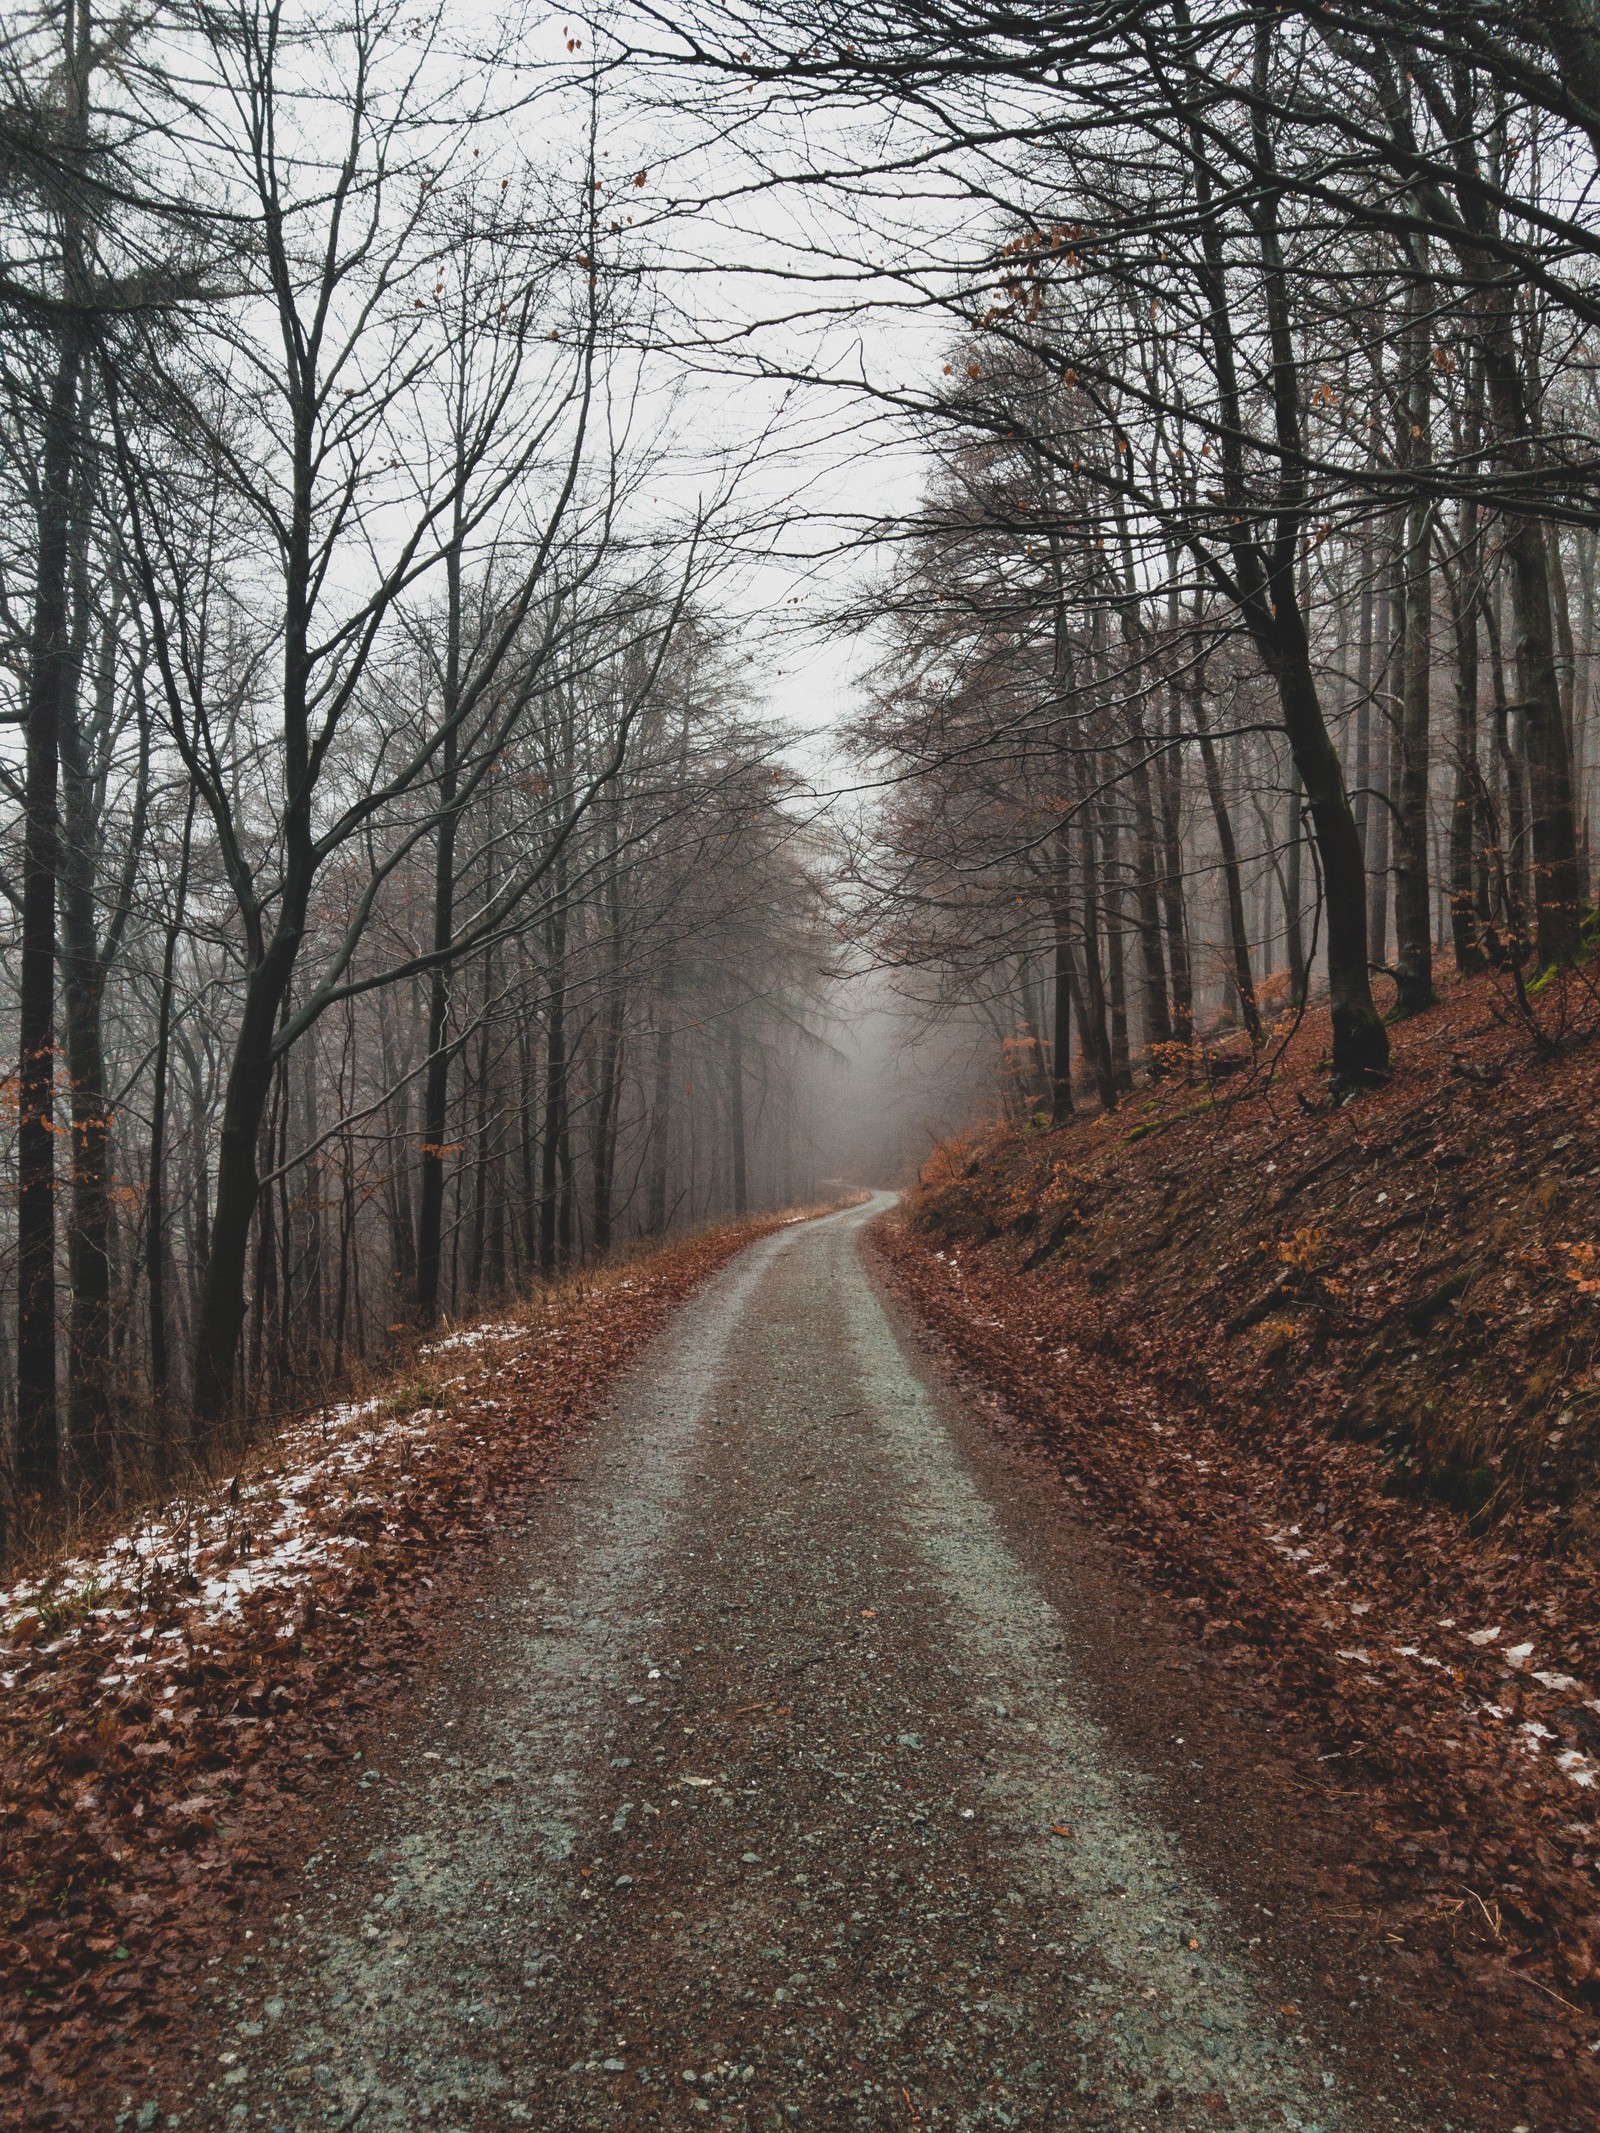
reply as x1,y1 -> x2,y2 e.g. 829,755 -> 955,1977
875,975 -> 1600,2041
0,1211 -> 815,2129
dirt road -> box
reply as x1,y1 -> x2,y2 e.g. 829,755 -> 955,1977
156,1199 -> 1501,2132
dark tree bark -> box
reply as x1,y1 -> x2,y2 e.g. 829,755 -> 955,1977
1157,667 -> 1194,1044
646,978 -> 675,1234
1393,261 -> 1437,1016
1440,83 -> 1583,962
413,544 -> 463,1323
147,792 -> 195,1405
16,328 -> 85,1498
1185,63 -> 1387,1084
1050,850 -> 1076,1122
1191,678 -> 1263,1045
727,1016 -> 749,1216
59,621 -> 149,1484
539,863 -> 569,1273
1446,504 -> 1489,973
1284,764 -> 1308,1005
1070,749 -> 1118,1109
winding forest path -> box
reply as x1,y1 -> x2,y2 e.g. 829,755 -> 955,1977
163,1199 -> 1499,2133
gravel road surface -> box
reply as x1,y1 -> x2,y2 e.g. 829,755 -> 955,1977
171,1197 -> 1495,2133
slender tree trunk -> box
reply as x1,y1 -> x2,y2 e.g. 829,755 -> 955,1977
1502,511 -> 1583,961
1368,546 -> 1398,970
1050,836 -> 1076,1121
192,913 -> 306,1424
57,506 -> 136,1486
1393,273 -> 1436,1016
1124,738 -> 1174,1058
1449,507 -> 1488,973
1484,571 -> 1530,942
1450,191 -> 1585,959
1184,51 -> 1386,1085
16,331 -> 88,1497
1353,525 -> 1375,872
1106,545 -> 1173,1055
377,985 -> 417,1298
469,987 -> 493,1297
1284,762 -> 1308,1004
727,1016 -> 748,1216
1157,668 -> 1194,1044
518,988 -> 539,1267
592,835 -> 625,1255
413,719 -> 459,1319
646,979 -> 675,1235
1070,751 -> 1118,1109
1101,787 -> 1132,1088
539,870 -> 569,1273
1191,680 -> 1262,1044
147,794 -> 195,1405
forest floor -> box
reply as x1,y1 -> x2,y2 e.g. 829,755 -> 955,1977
885,964 -> 1600,2117
0,1212 -> 820,2130
6,1171 -> 1590,2132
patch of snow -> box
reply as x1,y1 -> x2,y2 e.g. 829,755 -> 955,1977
0,1381 -> 449,1667
417,1321 -> 521,1357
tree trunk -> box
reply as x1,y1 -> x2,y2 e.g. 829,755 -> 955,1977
1391,251 -> 1436,1015
1448,181 -> 1585,960
1368,548 -> 1398,971
191,929 -> 302,1425
1099,785 -> 1132,1088
1124,736 -> 1174,1058
1191,681 -> 1262,1045
1050,848 -> 1076,1122
1070,752 -> 1118,1109
1448,508 -> 1488,973
539,872 -> 569,1273
1484,571 -> 1530,944
469,989 -> 493,1297
727,1016 -> 748,1216
1284,762 -> 1308,1004
16,330 -> 85,1498
1157,669 -> 1194,1043
413,716 -> 459,1319
147,794 -> 195,1406
646,980 -> 675,1234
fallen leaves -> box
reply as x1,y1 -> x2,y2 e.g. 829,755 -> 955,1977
0,1213 -> 801,2131
877,980 -> 1600,2051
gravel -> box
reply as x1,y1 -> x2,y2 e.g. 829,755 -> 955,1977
134,1197 -> 1508,2131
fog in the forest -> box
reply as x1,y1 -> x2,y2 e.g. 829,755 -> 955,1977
797,976 -> 1000,1195
8,0 -> 1600,1511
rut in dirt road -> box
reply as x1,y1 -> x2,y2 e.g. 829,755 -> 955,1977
167,1200 -> 1454,2133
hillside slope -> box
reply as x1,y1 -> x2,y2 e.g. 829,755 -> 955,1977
878,972 -> 1600,2063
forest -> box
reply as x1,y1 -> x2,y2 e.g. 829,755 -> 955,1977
0,2 -> 846,1550
5,0 -> 1600,1530
8,2 -> 1600,2127
2,2 -> 1599,1504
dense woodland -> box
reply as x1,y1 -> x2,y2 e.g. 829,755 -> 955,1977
8,0 -> 1600,1539
706,0 -> 1600,1121
0,1 -> 838,1540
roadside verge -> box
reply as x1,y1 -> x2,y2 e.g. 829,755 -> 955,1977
0,1212 -> 819,2127
872,1210 -> 1600,2106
